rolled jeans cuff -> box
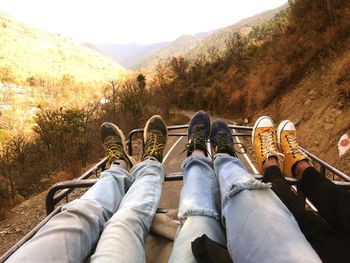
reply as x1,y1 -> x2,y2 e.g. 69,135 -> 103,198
222,179 -> 270,207
178,156 -> 220,220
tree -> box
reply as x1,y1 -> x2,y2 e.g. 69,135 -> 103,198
33,107 -> 94,167
0,67 -> 15,83
225,32 -> 247,63
169,56 -> 189,82
118,79 -> 146,124
153,60 -> 172,117
136,74 -> 146,92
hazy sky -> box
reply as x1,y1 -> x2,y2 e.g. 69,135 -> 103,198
0,0 -> 287,44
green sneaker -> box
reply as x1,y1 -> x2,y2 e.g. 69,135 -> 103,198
142,115 -> 168,162
100,122 -> 133,170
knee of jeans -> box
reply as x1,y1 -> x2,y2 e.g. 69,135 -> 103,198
221,179 -> 270,208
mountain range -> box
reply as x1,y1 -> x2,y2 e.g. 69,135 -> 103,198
89,4 -> 288,71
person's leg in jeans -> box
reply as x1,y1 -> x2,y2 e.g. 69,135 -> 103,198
212,119 -> 321,263
91,115 -> 168,262
169,111 -> 226,263
7,122 -> 136,262
277,119 -> 350,237
7,116 -> 168,263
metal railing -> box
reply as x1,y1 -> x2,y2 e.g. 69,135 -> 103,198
2,123 -> 350,262
45,124 -> 350,213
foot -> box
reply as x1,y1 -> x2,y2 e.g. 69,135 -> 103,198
186,111 -> 210,157
252,116 -> 284,174
277,120 -> 310,177
100,122 -> 133,170
210,120 -> 237,157
142,115 -> 168,162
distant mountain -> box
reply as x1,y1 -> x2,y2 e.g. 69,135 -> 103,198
133,4 -> 288,71
134,34 -> 210,71
84,4 -> 287,72
185,4 -> 289,60
90,31 -> 212,70
0,12 -> 126,83
91,42 -> 169,69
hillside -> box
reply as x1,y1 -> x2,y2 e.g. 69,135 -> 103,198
133,4 -> 287,72
134,33 -> 212,71
252,48 -> 350,176
0,12 -> 127,83
185,3 -> 288,61
167,0 -> 350,175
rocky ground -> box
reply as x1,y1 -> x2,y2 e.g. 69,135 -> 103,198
252,49 -> 350,177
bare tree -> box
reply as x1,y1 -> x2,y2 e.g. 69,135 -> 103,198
225,32 -> 247,62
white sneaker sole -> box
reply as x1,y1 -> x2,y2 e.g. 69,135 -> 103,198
251,116 -> 274,147
277,120 -> 291,151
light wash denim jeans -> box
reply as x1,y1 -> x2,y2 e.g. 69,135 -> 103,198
170,154 -> 321,263
6,160 -> 164,263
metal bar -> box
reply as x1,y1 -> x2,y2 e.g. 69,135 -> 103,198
46,179 -> 98,214
301,147 -> 350,182
0,207 -> 61,262
165,172 -> 183,181
49,158 -> 106,208
228,125 -> 253,131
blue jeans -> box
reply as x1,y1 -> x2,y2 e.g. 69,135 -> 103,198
169,154 -> 322,263
7,160 -> 164,263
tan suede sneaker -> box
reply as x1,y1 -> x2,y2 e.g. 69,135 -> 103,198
252,116 -> 285,174
277,120 -> 310,177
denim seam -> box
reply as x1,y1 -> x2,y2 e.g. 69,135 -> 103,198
222,179 -> 270,206
178,207 -> 220,221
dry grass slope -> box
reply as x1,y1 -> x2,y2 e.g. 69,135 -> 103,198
0,12 -> 127,83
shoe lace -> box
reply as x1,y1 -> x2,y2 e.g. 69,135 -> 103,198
260,131 -> 285,161
213,133 -> 247,156
185,126 -> 209,156
104,137 -> 124,159
286,135 -> 308,158
143,133 -> 165,161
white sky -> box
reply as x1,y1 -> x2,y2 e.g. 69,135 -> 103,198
0,0 -> 287,44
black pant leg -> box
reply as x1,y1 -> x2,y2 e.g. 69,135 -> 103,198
300,167 -> 350,236
263,166 -> 350,263
262,166 -> 305,214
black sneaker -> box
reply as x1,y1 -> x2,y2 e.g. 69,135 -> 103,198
186,111 -> 211,157
100,122 -> 133,170
142,115 -> 168,162
211,120 -> 237,157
